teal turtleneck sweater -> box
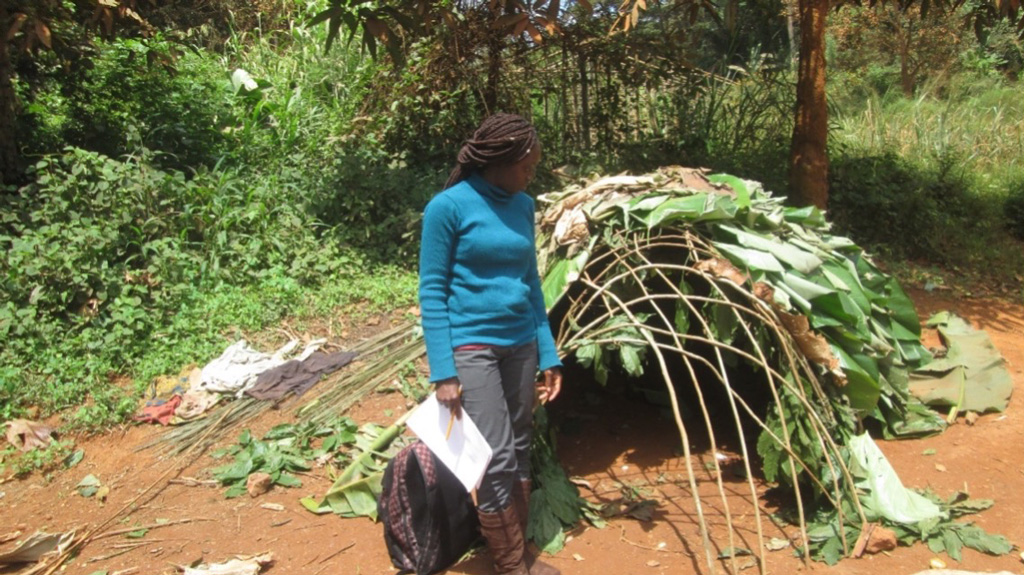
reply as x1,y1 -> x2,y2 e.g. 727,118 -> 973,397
418,173 -> 561,383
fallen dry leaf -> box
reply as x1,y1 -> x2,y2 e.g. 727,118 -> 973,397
852,522 -> 896,557
752,282 -> 775,303
776,311 -> 842,374
553,204 -> 590,246
864,525 -> 897,554
4,420 -> 56,452
568,477 -> 593,491
182,552 -> 274,575
0,530 -> 76,565
694,257 -> 749,286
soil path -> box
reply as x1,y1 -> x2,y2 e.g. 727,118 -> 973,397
2,288 -> 1022,575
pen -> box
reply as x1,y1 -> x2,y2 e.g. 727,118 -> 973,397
444,386 -> 462,440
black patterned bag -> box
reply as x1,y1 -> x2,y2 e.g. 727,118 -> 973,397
379,441 -> 480,575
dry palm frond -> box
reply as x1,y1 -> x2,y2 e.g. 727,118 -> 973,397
141,319 -> 424,454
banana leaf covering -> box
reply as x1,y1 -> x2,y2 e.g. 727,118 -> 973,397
535,167 -> 948,570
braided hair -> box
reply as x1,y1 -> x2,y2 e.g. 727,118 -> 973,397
444,113 -> 539,189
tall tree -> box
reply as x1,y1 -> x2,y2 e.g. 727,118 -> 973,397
311,0 -> 563,112
831,4 -> 967,96
788,0 -> 828,208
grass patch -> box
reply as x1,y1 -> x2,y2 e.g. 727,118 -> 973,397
0,438 -> 76,478
1,262 -> 417,429
828,80 -> 1024,280
831,85 -> 1022,177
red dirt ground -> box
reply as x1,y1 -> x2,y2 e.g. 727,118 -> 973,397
2,288 -> 1023,575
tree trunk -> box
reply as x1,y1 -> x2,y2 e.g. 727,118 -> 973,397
560,41 -> 570,154
900,46 -> 915,96
788,0 -> 829,209
899,19 -> 916,96
0,3 -> 21,187
578,49 -> 590,149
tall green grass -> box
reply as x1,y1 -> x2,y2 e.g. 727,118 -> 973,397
833,84 -> 1022,182
827,76 -> 1024,274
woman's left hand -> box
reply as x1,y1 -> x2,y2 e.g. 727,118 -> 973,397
538,368 -> 562,404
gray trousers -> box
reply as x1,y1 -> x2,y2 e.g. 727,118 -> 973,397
454,341 -> 537,512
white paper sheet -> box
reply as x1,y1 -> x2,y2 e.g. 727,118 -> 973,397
406,393 -> 493,492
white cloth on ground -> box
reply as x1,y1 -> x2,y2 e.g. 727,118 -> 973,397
198,339 -> 325,397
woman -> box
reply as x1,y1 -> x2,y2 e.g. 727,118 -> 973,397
419,113 -> 562,575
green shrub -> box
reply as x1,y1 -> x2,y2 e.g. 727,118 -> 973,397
1004,180 -> 1024,240
0,147 -> 364,423
828,152 -> 1003,265
307,137 -> 444,261
21,37 -> 233,172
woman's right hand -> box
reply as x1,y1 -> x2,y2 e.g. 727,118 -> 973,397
436,378 -> 462,420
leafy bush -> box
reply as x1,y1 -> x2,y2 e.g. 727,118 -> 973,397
1004,180 -> 1024,240
21,37 -> 233,172
2,147 -> 335,324
308,138 -> 444,261
828,152 -> 1003,265
0,146 -> 406,424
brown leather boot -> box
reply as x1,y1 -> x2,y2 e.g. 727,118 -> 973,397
477,505 -> 529,575
512,479 -> 531,536
512,480 -> 561,575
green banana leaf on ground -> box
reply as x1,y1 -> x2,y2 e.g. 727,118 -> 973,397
909,311 -> 1013,416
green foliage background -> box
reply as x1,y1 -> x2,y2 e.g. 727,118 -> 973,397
1,0 -> 1021,430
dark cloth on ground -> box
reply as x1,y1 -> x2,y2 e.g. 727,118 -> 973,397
245,350 -> 358,400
